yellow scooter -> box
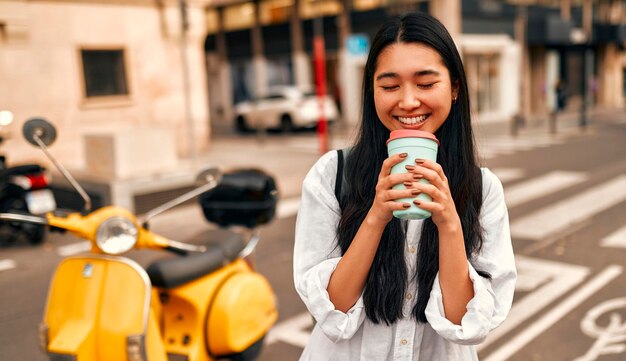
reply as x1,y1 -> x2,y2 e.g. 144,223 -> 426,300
1,118 -> 279,361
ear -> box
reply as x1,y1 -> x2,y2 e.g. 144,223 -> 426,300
451,80 -> 460,101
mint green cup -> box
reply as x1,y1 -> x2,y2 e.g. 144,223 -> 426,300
387,130 -> 440,220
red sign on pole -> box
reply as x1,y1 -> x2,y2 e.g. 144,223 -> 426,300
314,35 -> 328,155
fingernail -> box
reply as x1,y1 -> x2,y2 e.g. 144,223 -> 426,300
413,200 -> 422,205
415,159 -> 425,164
413,174 -> 423,180
403,181 -> 413,187
405,165 -> 416,170
411,190 -> 421,195
400,153 -> 408,158
403,203 -> 411,209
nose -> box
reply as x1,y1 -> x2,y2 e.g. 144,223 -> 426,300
398,87 -> 421,109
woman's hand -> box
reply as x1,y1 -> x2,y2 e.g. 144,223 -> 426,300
405,159 -> 461,231
367,153 -> 422,226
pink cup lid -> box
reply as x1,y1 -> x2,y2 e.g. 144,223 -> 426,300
386,130 -> 440,146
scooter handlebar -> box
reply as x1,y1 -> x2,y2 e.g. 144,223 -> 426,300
138,230 -> 206,255
0,213 -> 48,225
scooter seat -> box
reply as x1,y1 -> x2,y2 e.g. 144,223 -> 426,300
0,164 -> 45,179
146,230 -> 246,289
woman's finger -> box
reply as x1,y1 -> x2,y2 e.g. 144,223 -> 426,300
412,199 -> 443,213
379,153 -> 408,179
386,200 -> 413,211
411,182 -> 445,201
414,158 -> 448,184
408,164 -> 443,189
381,172 -> 418,190
383,188 -> 422,202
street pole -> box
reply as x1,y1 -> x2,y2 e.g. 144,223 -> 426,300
179,0 -> 197,167
314,13 -> 328,155
513,4 -> 528,137
580,48 -> 593,131
580,0 -> 593,132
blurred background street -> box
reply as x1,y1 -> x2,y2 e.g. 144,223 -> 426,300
2,0 -> 626,360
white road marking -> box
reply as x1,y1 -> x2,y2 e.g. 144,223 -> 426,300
478,256 -> 589,351
0,259 -> 16,272
267,257 -> 590,353
600,225 -> 626,249
277,197 -> 301,219
510,175 -> 626,241
478,136 -> 565,160
57,241 -> 91,256
266,312 -> 313,348
574,297 -> 626,361
483,139 -> 545,151
484,265 -> 623,361
504,171 -> 588,208
490,168 -> 525,183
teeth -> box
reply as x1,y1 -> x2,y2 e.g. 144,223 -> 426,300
397,114 -> 428,124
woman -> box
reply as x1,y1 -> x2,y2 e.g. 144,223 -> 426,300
294,12 -> 516,360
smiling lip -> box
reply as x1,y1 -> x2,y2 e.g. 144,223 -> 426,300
394,114 -> 430,128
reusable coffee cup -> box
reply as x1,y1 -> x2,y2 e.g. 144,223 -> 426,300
386,130 -> 440,220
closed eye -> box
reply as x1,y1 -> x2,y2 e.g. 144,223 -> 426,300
418,83 -> 435,89
381,85 -> 399,91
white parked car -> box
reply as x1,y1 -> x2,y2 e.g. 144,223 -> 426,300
233,86 -> 339,132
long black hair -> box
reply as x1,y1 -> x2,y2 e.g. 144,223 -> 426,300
336,12 -> 487,325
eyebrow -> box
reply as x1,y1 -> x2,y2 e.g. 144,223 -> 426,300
375,69 -> 441,81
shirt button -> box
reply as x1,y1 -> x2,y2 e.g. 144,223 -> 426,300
400,339 -> 408,346
406,293 -> 413,300
409,246 -> 416,253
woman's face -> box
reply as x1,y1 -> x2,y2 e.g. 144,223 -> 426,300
373,42 -> 458,134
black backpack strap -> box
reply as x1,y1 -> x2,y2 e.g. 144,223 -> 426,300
335,149 -> 344,201
335,147 -> 352,204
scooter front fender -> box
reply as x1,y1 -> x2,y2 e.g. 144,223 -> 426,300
41,255 -> 166,361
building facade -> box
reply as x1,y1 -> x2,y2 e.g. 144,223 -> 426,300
1,0 -> 211,169
204,0 -> 626,130
522,0 -> 626,116
2,0 -> 624,170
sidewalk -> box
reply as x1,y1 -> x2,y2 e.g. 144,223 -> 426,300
199,130 -> 355,200
54,107 -> 623,212
474,106 -> 624,140
203,106 -> 624,201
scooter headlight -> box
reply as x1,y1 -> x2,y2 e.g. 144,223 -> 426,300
96,217 -> 138,255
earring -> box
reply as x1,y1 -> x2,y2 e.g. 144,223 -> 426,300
452,96 -> 458,104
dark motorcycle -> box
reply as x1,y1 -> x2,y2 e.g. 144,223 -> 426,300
0,115 -> 56,245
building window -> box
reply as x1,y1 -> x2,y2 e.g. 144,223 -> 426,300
81,49 -> 129,98
465,53 -> 501,114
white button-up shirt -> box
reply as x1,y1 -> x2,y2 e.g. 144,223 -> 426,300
294,151 -> 516,361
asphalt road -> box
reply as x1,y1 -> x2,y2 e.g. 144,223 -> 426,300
1,115 -> 625,361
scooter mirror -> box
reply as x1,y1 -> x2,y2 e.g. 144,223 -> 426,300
23,118 -> 57,147
195,167 -> 222,186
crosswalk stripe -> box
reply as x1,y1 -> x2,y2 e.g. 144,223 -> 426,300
266,312 -> 312,347
478,256 -> 589,351
483,139 -> 549,151
0,259 -> 16,272
484,265 -> 623,361
504,171 -> 588,208
600,225 -> 626,248
57,241 -> 91,256
490,168 -> 525,183
510,175 -> 626,241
